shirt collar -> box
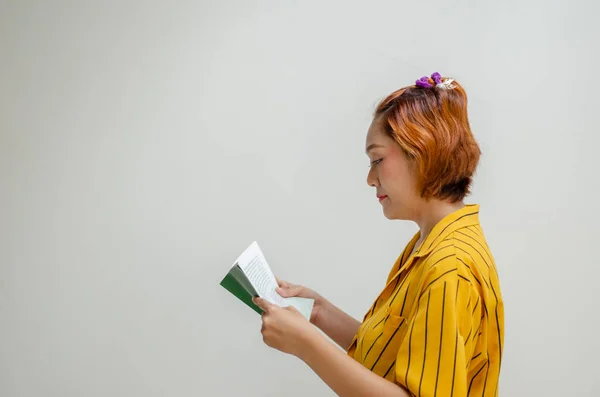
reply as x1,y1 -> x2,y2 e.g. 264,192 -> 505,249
413,204 -> 481,258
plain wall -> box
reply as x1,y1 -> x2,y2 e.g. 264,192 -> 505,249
1,0 -> 598,396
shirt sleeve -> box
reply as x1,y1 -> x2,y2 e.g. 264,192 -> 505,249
394,262 -> 480,397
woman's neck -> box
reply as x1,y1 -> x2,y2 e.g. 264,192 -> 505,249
414,199 -> 465,247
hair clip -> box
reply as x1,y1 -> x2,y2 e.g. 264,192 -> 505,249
436,77 -> 456,90
415,72 -> 456,90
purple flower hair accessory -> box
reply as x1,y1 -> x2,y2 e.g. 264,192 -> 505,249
415,72 -> 455,89
431,72 -> 443,85
415,76 -> 433,88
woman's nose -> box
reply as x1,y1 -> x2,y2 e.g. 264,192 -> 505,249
366,167 -> 379,187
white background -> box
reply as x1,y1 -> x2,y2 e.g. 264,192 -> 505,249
1,0 -> 598,396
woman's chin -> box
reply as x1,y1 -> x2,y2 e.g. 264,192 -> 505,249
382,206 -> 398,220
382,204 -> 409,221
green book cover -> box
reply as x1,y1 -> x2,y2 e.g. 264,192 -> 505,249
220,264 -> 263,315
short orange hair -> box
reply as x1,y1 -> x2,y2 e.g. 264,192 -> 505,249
374,75 -> 481,202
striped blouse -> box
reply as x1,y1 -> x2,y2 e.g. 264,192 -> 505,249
347,204 -> 504,396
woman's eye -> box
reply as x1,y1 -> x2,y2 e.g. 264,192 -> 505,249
370,158 -> 383,167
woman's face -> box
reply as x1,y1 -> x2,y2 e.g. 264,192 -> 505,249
365,117 -> 422,221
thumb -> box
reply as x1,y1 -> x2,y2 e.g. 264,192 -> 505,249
253,296 -> 274,312
275,277 -> 289,288
284,305 -> 301,314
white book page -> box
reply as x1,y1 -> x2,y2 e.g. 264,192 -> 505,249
237,242 -> 285,306
285,297 -> 315,322
235,242 -> 313,320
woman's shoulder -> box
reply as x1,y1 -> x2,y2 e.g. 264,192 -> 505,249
416,225 -> 497,287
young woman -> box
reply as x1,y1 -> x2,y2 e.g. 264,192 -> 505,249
253,72 -> 504,397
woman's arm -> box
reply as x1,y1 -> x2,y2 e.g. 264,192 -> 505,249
313,298 -> 361,350
300,331 -> 410,397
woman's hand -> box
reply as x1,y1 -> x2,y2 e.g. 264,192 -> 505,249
254,298 -> 410,397
275,278 -> 323,325
275,277 -> 361,350
253,296 -> 319,358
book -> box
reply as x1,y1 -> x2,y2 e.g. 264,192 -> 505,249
220,241 -> 314,321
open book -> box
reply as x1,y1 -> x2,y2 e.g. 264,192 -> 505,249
220,241 -> 314,321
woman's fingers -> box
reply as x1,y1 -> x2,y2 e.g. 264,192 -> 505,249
277,284 -> 304,298
275,277 -> 290,288
253,296 -> 275,312
275,277 -> 310,298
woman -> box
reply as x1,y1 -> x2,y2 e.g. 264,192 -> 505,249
253,72 -> 504,397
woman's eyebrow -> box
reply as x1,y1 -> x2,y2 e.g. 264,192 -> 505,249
365,143 -> 385,153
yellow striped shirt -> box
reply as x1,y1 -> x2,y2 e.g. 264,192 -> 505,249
347,204 -> 504,396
